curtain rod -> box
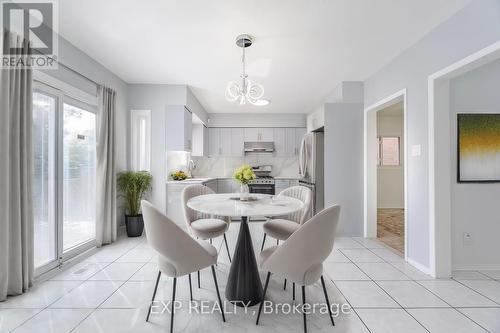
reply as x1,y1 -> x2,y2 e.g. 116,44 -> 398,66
33,49 -> 101,87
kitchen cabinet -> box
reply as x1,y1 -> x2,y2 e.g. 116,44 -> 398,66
209,128 -> 244,157
244,128 -> 274,142
275,178 -> 300,195
192,124 -> 208,157
166,183 -> 189,230
166,106 -> 192,151
217,179 -> 238,193
205,179 -> 218,193
273,128 -> 307,157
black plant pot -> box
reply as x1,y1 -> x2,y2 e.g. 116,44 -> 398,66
125,214 -> 144,237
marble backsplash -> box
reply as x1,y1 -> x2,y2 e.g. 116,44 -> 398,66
192,154 -> 300,178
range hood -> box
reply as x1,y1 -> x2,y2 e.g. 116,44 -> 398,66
244,141 -> 274,153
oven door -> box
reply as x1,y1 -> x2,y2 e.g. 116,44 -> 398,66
249,184 -> 275,195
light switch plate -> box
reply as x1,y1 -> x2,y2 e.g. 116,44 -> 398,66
411,144 -> 421,157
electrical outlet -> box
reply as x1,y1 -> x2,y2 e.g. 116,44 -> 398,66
463,232 -> 473,246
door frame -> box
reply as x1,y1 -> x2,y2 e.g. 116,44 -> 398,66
364,89 -> 408,260
428,41 -> 500,277
33,80 -> 98,277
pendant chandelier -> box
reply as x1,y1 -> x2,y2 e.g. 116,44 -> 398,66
225,34 -> 265,105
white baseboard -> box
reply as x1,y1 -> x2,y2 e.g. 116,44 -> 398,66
407,257 -> 433,276
453,264 -> 500,271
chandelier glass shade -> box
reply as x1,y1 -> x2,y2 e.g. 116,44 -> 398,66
225,35 -> 265,105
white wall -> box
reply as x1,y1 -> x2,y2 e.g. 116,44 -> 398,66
127,84 -> 187,213
363,0 -> 500,270
324,102 -> 365,236
377,114 -> 404,208
450,58 -> 500,270
208,113 -> 306,128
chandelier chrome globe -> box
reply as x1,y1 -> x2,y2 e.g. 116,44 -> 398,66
225,34 -> 265,105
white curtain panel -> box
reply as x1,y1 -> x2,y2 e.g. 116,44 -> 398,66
96,85 -> 117,246
0,31 -> 34,301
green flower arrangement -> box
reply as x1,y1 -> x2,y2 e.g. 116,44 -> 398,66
233,164 -> 256,185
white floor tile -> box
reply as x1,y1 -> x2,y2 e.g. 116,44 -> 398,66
370,249 -> 404,262
334,238 -> 365,249
115,248 -> 154,263
480,270 -> 500,280
408,308 -> 487,333
71,308 -> 161,333
324,263 -> 370,281
356,309 -> 427,333
352,237 -> 387,249
0,281 -> 82,308
389,262 -> 434,280
334,281 -> 399,308
0,309 -> 40,333
49,281 -> 123,308
452,271 -> 491,280
12,309 -> 93,333
417,280 -> 497,307
88,262 -> 144,281
100,281 -> 156,309
459,308 -> 500,333
325,249 -> 351,263
84,248 -> 128,262
459,280 -> 500,304
50,262 -> 109,281
129,262 -> 160,281
377,281 -> 448,307
340,249 -> 384,263
356,263 -> 410,280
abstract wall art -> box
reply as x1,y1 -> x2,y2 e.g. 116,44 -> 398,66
457,113 -> 500,183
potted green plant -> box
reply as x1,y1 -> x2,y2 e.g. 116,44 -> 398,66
233,164 -> 256,201
117,171 -> 153,237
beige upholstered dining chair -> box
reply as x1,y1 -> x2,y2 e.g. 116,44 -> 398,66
182,184 -> 232,262
141,200 -> 225,333
256,204 -> 341,333
260,185 -> 312,251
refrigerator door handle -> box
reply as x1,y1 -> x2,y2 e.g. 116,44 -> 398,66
298,136 -> 308,178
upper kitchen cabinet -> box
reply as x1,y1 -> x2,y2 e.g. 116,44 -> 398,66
166,105 -> 192,151
191,123 -> 208,157
208,128 -> 244,157
274,127 -> 307,157
244,128 -> 274,142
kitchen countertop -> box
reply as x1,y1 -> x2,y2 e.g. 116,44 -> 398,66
167,177 -> 299,184
166,177 -> 216,184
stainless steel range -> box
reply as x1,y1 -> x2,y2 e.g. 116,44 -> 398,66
249,165 -> 275,195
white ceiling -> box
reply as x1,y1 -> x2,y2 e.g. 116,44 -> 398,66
59,0 -> 471,114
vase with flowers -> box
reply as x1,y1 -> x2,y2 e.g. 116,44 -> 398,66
233,164 -> 256,201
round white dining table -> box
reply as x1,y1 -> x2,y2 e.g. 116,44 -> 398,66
187,193 -> 304,307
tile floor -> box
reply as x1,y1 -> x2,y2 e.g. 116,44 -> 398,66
1,221 -> 500,332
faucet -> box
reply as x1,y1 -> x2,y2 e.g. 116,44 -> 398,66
187,159 -> 196,178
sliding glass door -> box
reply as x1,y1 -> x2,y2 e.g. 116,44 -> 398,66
33,83 -> 97,274
62,102 -> 96,251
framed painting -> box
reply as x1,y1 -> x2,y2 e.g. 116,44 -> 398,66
457,113 -> 500,183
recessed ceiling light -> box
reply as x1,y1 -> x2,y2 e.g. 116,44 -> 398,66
254,99 -> 270,106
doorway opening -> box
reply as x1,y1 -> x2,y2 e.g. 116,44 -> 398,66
364,90 -> 407,258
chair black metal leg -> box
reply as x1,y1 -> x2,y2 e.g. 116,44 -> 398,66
302,286 -> 307,333
188,273 -> 193,301
211,266 -> 226,322
276,239 -> 279,246
293,282 -> 295,301
210,238 -> 212,244
260,233 -> 267,251
223,233 -> 232,263
197,270 -> 200,288
256,272 -> 271,325
284,279 -> 287,290
321,276 -> 335,326
146,270 -> 162,322
170,277 -> 177,333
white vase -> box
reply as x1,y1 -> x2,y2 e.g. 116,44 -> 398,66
240,183 -> 250,201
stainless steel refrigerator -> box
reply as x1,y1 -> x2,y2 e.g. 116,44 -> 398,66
298,131 -> 324,216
